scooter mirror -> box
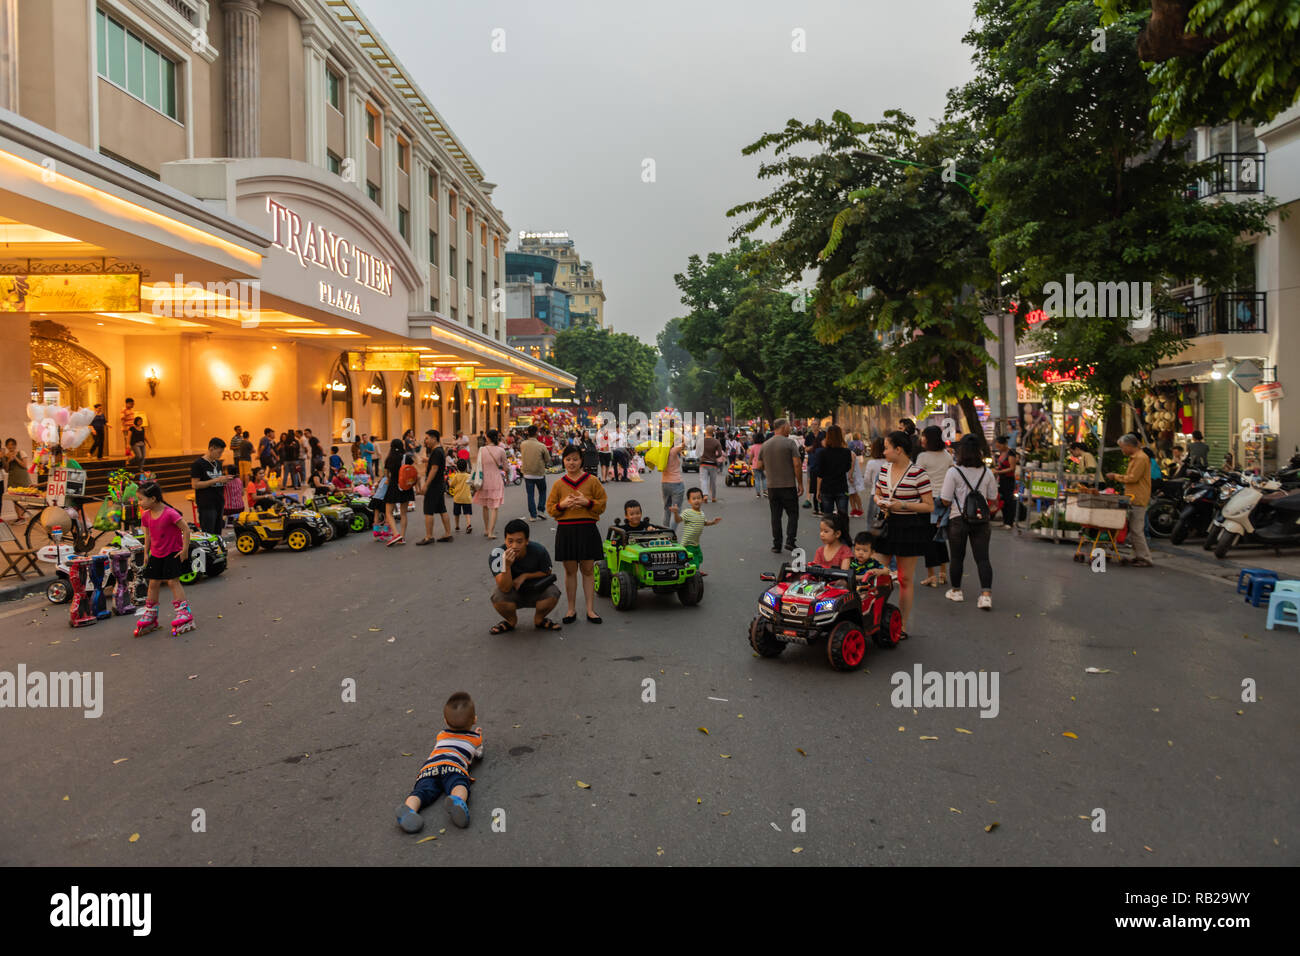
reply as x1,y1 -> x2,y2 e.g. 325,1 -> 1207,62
759,572 -> 776,582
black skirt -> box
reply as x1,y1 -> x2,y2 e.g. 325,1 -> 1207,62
873,512 -> 931,557
554,521 -> 603,562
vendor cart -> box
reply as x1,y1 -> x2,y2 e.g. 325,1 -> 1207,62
1067,491 -> 1131,564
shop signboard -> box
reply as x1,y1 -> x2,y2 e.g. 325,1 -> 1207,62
506,383 -> 534,395
470,376 -> 508,390
532,388 -> 553,399
0,273 -> 140,313
1228,360 -> 1263,394
1016,378 -> 1042,404
1253,381 -> 1285,402
419,368 -> 461,382
454,367 -> 476,381
45,467 -> 84,506
347,351 -> 419,372
1030,479 -> 1060,500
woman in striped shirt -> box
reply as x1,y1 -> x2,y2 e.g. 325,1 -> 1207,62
872,430 -> 935,639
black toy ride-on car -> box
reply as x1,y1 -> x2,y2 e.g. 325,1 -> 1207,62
749,562 -> 902,671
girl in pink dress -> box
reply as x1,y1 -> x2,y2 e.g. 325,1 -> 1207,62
472,429 -> 507,539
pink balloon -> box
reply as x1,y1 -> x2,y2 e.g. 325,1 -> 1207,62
54,407 -> 71,426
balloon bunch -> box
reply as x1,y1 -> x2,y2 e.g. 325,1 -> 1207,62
25,403 -> 95,455
528,406 -> 576,433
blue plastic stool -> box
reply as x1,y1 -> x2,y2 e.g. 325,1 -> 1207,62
1238,567 -> 1277,598
1244,571 -> 1279,607
1265,582 -> 1300,631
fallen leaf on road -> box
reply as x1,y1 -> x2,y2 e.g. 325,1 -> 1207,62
696,798 -> 702,804
110,653 -> 120,657
955,728 -> 972,734
656,847 -> 664,856
239,679 -> 250,684
368,627 -> 381,631
898,726 -> 905,732
230,720 -> 242,726
770,822 -> 781,832
920,736 -> 938,741
128,833 -> 139,843
272,618 -> 281,622
736,714 -> 743,719
62,795 -> 69,801
985,822 -> 999,833
698,727 -> 709,735
987,799 -> 997,804
1167,740 -> 1173,746
950,808 -> 962,814
439,828 -> 446,834
576,781 -> 591,789
187,674 -> 198,680
1062,731 -> 1078,739
387,637 -> 396,643
792,847 -> 803,853
796,748 -> 806,756
112,758 -> 128,765
406,709 -> 413,714
1015,613 -> 1021,619
1144,845 -> 1154,853
416,835 -> 437,844
720,754 -> 731,759
513,723 -> 520,728
1236,710 -> 1244,715
217,614 -> 223,619
719,811 -> 731,816
1084,667 -> 1111,674
401,752 -> 413,757
48,640 -> 60,645
1151,707 -> 1159,712
1078,815 -> 1090,820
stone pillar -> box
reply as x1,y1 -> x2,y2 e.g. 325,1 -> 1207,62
345,67 -> 368,194
0,0 -> 17,113
301,20 -> 329,169
222,0 -> 262,158
411,148 -> 430,303
381,107 -> 399,223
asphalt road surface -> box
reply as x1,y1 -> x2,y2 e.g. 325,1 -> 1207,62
2,479 -> 1296,866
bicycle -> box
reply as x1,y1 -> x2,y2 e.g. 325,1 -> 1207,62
25,494 -> 113,556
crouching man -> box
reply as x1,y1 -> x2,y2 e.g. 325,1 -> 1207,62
488,518 -> 563,634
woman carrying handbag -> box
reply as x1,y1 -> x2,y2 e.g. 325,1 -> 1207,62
871,430 -> 935,641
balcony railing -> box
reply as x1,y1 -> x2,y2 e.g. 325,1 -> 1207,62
1155,291 -> 1266,337
1199,152 -> 1265,197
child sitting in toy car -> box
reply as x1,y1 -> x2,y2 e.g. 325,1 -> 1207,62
621,499 -> 672,535
810,512 -> 852,570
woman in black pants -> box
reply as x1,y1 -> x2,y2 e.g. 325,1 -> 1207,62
938,436 -> 997,610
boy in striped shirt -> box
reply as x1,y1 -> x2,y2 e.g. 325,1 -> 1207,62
397,691 -> 483,832
670,487 -> 721,575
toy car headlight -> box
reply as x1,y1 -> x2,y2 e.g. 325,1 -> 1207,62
640,552 -> 651,564
814,599 -> 837,614
762,592 -> 778,608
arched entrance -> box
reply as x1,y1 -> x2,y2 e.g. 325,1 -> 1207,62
327,356 -> 352,443
451,383 -> 463,436
364,373 -> 387,440
396,373 -> 415,439
30,337 -> 109,454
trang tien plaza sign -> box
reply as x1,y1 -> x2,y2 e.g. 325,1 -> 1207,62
265,197 -> 394,297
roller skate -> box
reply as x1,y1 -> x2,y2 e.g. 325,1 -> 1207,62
133,602 -> 160,637
373,522 -> 391,541
170,600 -> 196,637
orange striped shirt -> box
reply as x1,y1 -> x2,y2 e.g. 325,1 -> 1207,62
418,727 -> 484,781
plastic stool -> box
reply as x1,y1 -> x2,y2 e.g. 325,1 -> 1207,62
1247,574 -> 1280,607
1238,568 -> 1277,597
1265,586 -> 1300,631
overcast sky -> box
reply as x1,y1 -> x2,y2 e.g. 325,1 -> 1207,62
361,0 -> 979,344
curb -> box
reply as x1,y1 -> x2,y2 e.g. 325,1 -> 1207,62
0,574 -> 54,603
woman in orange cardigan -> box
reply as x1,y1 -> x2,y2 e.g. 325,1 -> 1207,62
547,443 -> 608,624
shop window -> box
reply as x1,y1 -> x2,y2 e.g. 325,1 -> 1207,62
480,224 -> 487,247
451,307 -> 458,321
493,234 -> 500,258
367,182 -> 380,205
397,373 -> 415,436
398,206 -> 409,241
449,246 -> 457,278
326,66 -> 341,111
448,191 -> 457,218
328,358 -> 352,443
427,170 -> 436,198
430,296 -> 439,313
428,230 -> 438,265
366,104 -> 380,145
96,10 -> 178,119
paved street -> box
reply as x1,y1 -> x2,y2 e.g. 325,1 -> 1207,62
1,480 -> 1296,866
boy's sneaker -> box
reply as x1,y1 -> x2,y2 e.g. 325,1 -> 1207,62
396,806 -> 424,833
445,794 -> 470,828
945,588 -> 964,602
977,594 -> 992,610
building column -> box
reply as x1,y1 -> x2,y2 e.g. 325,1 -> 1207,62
222,0 -> 262,158
0,0 -> 17,113
381,107 -> 399,223
345,68 -> 368,194
301,20 -> 329,169
411,148 -> 431,305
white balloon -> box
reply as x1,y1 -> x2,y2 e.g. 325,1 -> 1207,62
26,421 -> 42,441
27,403 -> 43,421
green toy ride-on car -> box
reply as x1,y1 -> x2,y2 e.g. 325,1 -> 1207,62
593,519 -> 703,611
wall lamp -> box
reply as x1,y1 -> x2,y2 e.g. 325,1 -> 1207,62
146,367 -> 159,397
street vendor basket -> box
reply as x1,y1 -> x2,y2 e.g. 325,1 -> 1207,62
1066,491 -> 1131,563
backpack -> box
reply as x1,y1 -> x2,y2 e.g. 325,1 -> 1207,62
398,454 -> 418,491
956,467 -> 991,524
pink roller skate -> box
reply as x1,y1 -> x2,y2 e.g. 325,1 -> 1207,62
170,600 -> 196,637
133,601 -> 160,637
373,522 -> 391,541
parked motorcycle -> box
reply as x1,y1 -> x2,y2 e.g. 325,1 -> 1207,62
1172,472 -> 1242,545
1211,477 -> 1288,559
1146,471 -> 1201,538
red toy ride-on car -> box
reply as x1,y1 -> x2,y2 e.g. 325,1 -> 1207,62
749,562 -> 903,670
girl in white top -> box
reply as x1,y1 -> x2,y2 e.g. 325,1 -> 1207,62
915,426 -> 954,587
862,436 -> 887,531
937,435 -> 999,609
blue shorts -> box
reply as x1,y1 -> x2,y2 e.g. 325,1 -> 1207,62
410,765 -> 471,808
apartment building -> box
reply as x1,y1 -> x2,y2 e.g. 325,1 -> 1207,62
1,0 -> 573,455
517,232 -> 605,328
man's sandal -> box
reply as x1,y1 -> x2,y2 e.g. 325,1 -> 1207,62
535,618 -> 562,631
489,620 -> 515,635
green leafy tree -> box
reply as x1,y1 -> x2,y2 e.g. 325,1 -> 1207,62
655,317 -> 728,416
1097,0 -> 1300,137
729,110 -> 997,444
955,0 -> 1276,438
673,240 -> 789,425
551,325 -> 658,411
763,308 -> 879,418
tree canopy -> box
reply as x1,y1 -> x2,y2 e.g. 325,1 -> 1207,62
550,325 -> 658,412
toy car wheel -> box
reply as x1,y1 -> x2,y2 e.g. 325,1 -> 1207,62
286,529 -> 311,552
235,532 -> 259,554
678,572 -> 704,606
179,562 -> 198,585
873,606 -> 903,649
205,561 -> 226,577
749,616 -> 784,657
828,620 -> 868,671
349,513 -> 369,533
46,579 -> 71,604
593,560 -> 612,597
611,570 -> 637,611
321,522 -> 336,542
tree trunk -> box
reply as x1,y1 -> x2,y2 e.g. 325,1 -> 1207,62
958,395 -> 989,455
1103,397 -> 1125,446
738,368 -> 777,428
